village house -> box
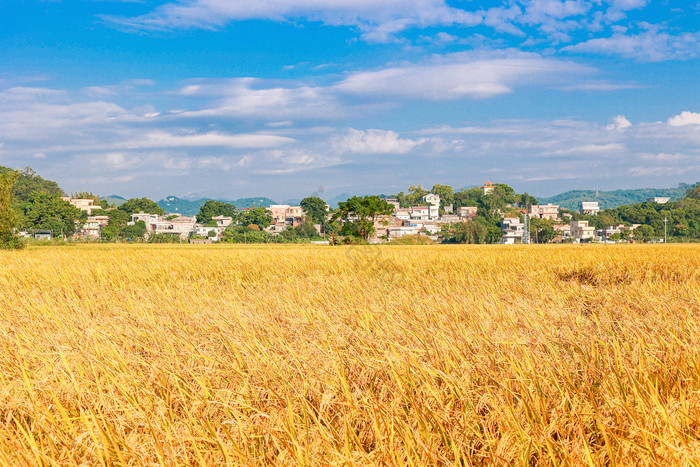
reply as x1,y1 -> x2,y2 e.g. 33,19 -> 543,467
195,225 -> 219,238
82,215 -> 109,238
268,205 -> 303,232
570,220 -> 596,241
384,198 -> 400,211
456,206 -> 478,220
580,201 -> 600,216
552,224 -> 571,242
394,208 -> 411,220
647,197 -> 670,204
482,181 -> 495,195
129,212 -> 197,240
410,205 -> 430,221
155,215 -> 197,240
527,203 -> 560,220
499,217 -> 525,244
422,193 -> 440,219
437,214 -> 460,224
212,216 -> 233,229
388,226 -> 421,239
130,212 -> 160,230
62,197 -> 102,215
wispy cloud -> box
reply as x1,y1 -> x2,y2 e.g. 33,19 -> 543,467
104,0 -> 483,42
331,128 -> 424,154
564,30 -> 700,61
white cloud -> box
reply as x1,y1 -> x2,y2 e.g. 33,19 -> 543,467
174,79 -> 348,120
253,148 -> 344,174
565,30 -> 700,61
668,111 -> 700,127
639,152 -> 688,161
120,131 -> 295,150
105,0 -> 483,42
335,52 -> 594,100
628,165 -> 696,177
606,115 -> 632,130
543,143 -> 626,156
332,128 -> 424,154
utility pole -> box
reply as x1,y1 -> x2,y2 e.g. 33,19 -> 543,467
664,217 -> 668,244
522,214 -> 530,245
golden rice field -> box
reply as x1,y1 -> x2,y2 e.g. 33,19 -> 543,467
0,244 -> 699,465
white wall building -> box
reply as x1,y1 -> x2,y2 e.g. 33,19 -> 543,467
580,201 -> 600,215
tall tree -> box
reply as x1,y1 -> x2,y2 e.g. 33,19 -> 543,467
430,184 -> 454,207
333,195 -> 394,241
16,192 -> 83,235
529,218 -> 557,244
0,171 -> 24,249
300,196 -> 329,225
196,200 -> 238,226
236,206 -> 273,230
118,198 -> 165,216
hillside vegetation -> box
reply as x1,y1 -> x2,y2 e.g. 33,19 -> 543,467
540,183 -> 692,210
0,244 -> 698,464
158,196 -> 278,215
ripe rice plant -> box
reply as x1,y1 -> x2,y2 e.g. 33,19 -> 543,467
0,244 -> 698,465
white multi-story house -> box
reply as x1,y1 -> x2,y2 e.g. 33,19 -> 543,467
388,226 -> 421,239
212,216 -> 233,228
130,212 -> 196,240
422,193 -> 440,219
456,206 -> 478,220
527,203 -> 559,220
571,220 -> 596,241
268,205 -> 303,232
195,225 -> 220,238
82,215 -> 109,238
395,209 -> 411,220
410,206 -> 430,221
580,201 -> 600,216
499,217 -> 525,244
62,197 -> 102,215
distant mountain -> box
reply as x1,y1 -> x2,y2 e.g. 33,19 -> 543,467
157,196 -> 279,215
102,194 -> 126,207
158,196 -> 207,215
540,183 -> 693,211
233,197 -> 278,209
326,193 -> 351,209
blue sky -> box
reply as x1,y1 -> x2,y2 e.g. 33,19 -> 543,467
1,0 -> 699,200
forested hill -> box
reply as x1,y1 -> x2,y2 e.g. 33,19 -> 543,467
539,184 -> 692,210
157,196 -> 278,215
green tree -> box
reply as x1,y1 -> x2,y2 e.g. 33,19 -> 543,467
196,200 -> 238,226
300,196 -> 329,225
407,185 -> 430,205
685,183 -> 700,200
518,193 -> 538,208
430,184 -> 454,208
0,171 -> 24,249
333,195 -> 394,241
16,192 -> 83,235
236,206 -> 273,230
634,224 -> 655,242
0,166 -> 64,202
529,218 -> 557,244
119,220 -> 147,240
118,198 -> 165,216
453,220 -> 488,244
